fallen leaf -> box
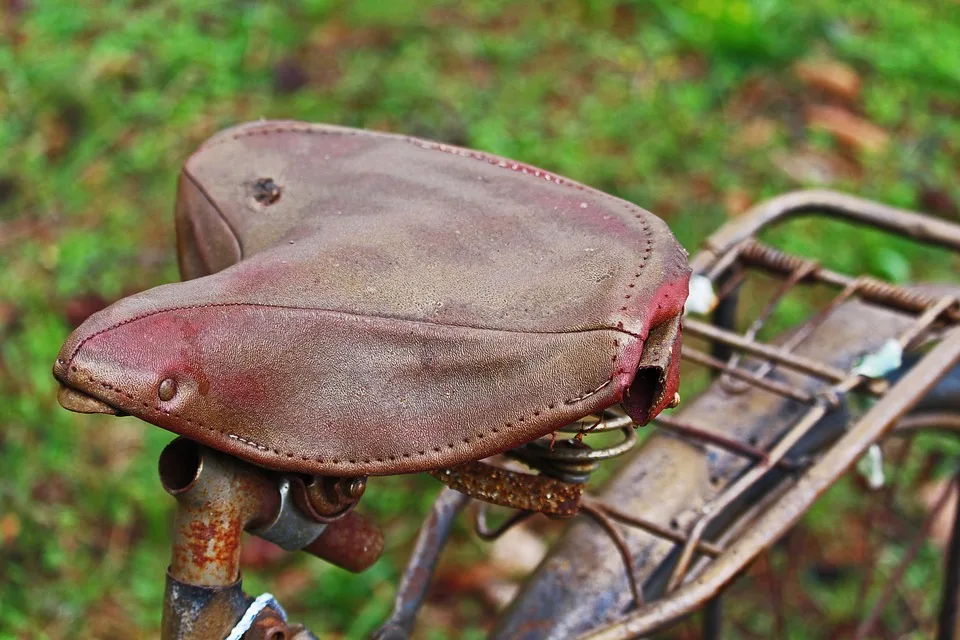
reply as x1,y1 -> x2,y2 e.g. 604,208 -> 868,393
773,149 -> 858,186
805,104 -> 889,153
794,60 -> 861,101
723,188 -> 753,216
0,512 -> 20,546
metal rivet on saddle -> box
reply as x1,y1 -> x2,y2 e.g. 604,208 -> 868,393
158,378 -> 177,401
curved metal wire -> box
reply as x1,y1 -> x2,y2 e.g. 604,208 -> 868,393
505,415 -> 639,483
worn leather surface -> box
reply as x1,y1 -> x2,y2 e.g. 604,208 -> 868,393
54,121 -> 690,476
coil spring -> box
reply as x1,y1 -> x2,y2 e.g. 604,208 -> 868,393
506,409 -> 638,484
740,239 -> 950,316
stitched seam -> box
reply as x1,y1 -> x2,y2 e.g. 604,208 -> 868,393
204,123 -> 654,227
182,168 -> 244,260
72,367 -> 621,469
64,301 -> 643,367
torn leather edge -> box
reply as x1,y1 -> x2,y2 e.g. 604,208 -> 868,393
621,314 -> 683,425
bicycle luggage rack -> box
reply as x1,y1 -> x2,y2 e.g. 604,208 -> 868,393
382,191 -> 960,639
594,193 -> 960,639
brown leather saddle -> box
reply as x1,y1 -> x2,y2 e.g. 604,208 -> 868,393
54,121 -> 690,478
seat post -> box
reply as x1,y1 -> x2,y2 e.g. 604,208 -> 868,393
155,437 -> 384,639
157,438 -> 281,639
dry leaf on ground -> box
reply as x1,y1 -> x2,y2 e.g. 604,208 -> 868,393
774,149 -> 858,186
794,60 -> 861,101
805,104 -> 889,153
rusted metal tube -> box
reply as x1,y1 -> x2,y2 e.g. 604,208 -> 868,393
684,318 -> 852,384
739,240 -> 960,323
681,346 -> 815,404
161,573 -> 251,640
374,488 -> 471,639
159,438 -> 279,587
693,190 -> 960,273
430,461 -> 582,518
303,510 -> 384,573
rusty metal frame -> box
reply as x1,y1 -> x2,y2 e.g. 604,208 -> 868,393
479,190 -> 960,640
580,190 -> 960,638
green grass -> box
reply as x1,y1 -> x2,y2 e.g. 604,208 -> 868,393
1,1 -> 959,637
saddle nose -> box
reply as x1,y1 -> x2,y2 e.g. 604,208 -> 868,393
57,383 -> 120,415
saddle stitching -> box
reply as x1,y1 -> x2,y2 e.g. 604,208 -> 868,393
75,364 -> 624,470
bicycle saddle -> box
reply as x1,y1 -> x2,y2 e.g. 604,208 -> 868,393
54,121 -> 690,477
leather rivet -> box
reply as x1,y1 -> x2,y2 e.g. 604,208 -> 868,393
158,378 -> 177,401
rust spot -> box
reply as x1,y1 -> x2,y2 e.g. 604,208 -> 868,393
429,461 -> 582,518
183,514 -> 243,574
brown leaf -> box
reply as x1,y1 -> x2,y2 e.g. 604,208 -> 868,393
794,60 -> 861,102
774,149 -> 858,186
0,512 -> 20,547
723,188 -> 753,217
805,104 -> 889,153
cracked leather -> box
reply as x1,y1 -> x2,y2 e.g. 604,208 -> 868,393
53,121 -> 691,476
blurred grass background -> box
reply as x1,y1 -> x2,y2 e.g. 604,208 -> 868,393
2,1 -> 960,638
